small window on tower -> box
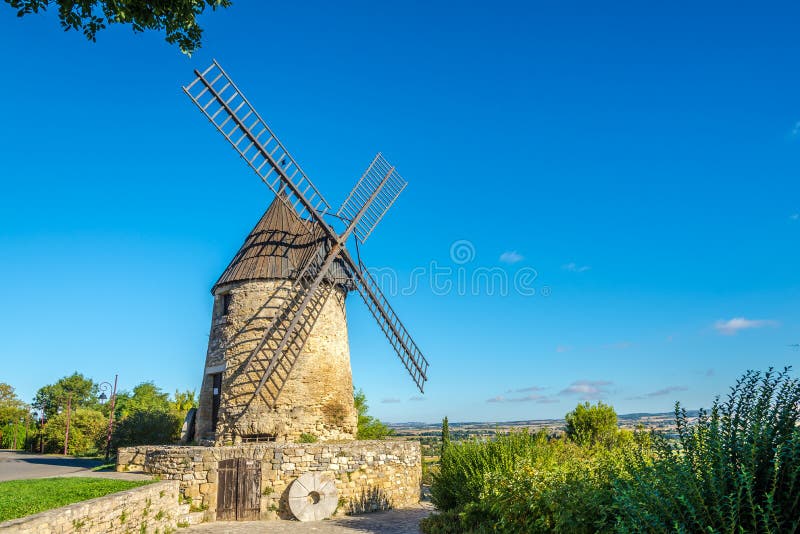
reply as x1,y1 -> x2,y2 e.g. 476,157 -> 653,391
221,293 -> 232,316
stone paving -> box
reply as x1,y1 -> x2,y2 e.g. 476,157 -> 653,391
186,503 -> 434,533
0,450 -> 150,482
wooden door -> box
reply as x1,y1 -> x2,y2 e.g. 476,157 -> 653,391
217,458 -> 261,521
217,459 -> 237,520
236,458 -> 261,520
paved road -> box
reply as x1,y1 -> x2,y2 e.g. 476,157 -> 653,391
0,450 -> 150,482
187,504 -> 434,534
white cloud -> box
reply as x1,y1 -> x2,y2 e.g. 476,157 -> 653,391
559,380 -> 613,400
562,262 -> 590,273
556,345 -> 572,353
791,213 -> 799,221
409,395 -> 425,402
381,397 -> 401,404
713,317 -> 778,336
627,385 -> 687,400
515,385 -> 547,393
792,122 -> 800,137
499,251 -> 524,264
486,395 -> 506,403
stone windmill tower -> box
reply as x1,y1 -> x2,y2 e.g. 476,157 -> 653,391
186,61 -> 430,445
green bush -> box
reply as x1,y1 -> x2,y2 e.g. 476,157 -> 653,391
431,430 -> 543,512
298,433 -> 317,443
565,401 -> 618,447
42,408 -> 107,455
111,409 -> 181,449
615,367 -> 800,533
428,429 -> 625,533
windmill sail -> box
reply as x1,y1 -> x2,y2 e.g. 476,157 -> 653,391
185,60 -> 429,398
337,153 -> 407,243
184,61 -> 331,231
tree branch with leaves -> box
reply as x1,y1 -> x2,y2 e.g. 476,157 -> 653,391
3,0 -> 231,54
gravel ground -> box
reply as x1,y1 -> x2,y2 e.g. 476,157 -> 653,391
186,503 -> 434,534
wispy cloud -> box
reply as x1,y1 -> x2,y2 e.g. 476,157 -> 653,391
792,121 -> 800,137
559,380 -> 613,400
556,345 -> 572,353
486,393 -> 558,404
791,213 -> 799,221
515,385 -> 547,393
603,341 -> 633,350
381,397 -> 401,404
562,262 -> 591,273
409,395 -> 425,402
499,251 -> 524,264
714,317 -> 778,336
627,385 -> 688,400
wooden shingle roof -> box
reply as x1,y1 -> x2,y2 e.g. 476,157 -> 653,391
213,196 -> 350,292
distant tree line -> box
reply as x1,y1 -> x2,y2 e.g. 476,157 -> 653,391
0,373 -> 196,456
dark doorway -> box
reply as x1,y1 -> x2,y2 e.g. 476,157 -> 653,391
211,373 -> 222,431
217,458 -> 261,520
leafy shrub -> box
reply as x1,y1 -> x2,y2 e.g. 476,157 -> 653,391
431,430 -> 544,512
615,368 -> 800,533
42,408 -> 107,455
565,401 -> 618,447
428,429 -> 625,534
112,409 -> 181,449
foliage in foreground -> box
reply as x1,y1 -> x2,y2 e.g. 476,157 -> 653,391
424,368 -> 800,534
0,477 -> 151,522
3,0 -> 231,54
427,430 -> 625,533
615,367 -> 800,533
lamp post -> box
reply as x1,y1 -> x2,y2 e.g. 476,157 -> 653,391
98,375 -> 118,462
63,394 -> 72,456
38,407 -> 46,453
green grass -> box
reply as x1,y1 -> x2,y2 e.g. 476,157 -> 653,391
0,477 -> 152,522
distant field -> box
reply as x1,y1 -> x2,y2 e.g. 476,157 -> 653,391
0,477 -> 152,522
389,411 -> 694,458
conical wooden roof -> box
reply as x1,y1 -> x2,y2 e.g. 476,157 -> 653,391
214,196 -> 350,292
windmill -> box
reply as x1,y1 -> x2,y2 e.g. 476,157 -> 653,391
183,61 -> 429,444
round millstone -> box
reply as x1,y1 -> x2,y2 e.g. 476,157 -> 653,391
288,472 -> 339,521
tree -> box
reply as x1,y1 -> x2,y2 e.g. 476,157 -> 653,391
114,381 -> 170,418
34,373 -> 99,418
171,389 -> 197,415
3,0 -> 231,54
441,416 -> 450,456
354,389 -> 394,440
0,383 -> 27,427
110,382 -> 187,450
564,401 -> 618,447
42,407 -> 106,455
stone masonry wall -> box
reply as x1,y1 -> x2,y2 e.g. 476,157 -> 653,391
196,280 -> 358,444
117,441 -> 421,522
0,481 -> 182,534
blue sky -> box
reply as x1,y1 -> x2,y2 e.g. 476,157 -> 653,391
1,1 -> 798,423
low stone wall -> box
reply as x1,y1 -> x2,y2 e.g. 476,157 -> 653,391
0,480 -> 182,534
117,440 -> 421,521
